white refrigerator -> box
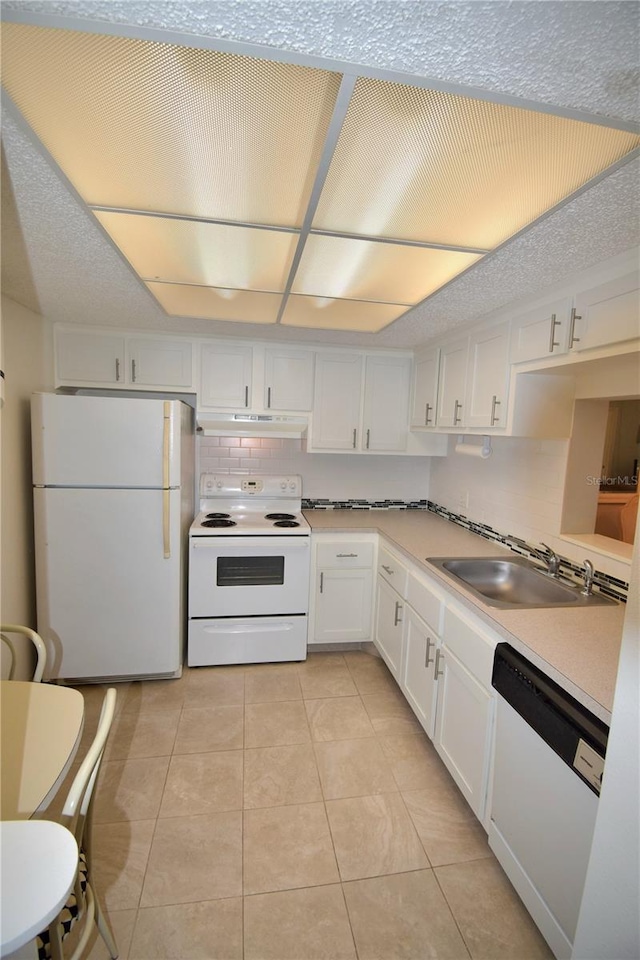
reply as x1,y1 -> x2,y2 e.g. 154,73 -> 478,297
32,393 -> 194,682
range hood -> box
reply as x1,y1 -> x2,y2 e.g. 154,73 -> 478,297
197,413 -> 308,439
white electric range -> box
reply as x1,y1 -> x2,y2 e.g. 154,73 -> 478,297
187,474 -> 310,666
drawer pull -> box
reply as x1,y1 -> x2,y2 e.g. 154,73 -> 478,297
394,600 -> 403,626
425,637 -> 434,668
569,307 -> 582,347
434,648 -> 444,679
548,313 -> 561,353
382,564 -> 394,575
336,553 -> 358,558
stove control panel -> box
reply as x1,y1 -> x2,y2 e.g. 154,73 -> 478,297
241,478 -> 264,494
200,473 -> 302,498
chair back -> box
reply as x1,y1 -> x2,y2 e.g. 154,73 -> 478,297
0,623 -> 47,681
37,687 -> 118,960
60,688 -> 117,851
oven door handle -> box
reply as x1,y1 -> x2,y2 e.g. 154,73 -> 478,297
191,537 -> 309,550
200,620 -> 299,634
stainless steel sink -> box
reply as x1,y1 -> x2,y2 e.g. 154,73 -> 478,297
427,556 -> 617,609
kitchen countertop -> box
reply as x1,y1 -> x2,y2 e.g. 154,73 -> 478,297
304,509 -> 626,724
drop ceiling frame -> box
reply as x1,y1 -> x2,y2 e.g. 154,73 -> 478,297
3,6 -> 640,335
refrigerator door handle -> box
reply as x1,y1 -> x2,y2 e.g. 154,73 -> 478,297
162,402 -> 171,558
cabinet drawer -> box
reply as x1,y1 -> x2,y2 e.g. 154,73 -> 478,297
378,544 -> 408,597
442,605 -> 498,688
406,572 -> 444,634
316,542 -> 374,568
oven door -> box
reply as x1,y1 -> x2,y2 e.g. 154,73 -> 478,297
189,536 -> 310,617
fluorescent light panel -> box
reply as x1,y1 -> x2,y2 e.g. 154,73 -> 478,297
292,234 -> 482,303
2,22 -> 639,334
313,76 -> 640,248
94,212 -> 299,291
146,282 -> 281,324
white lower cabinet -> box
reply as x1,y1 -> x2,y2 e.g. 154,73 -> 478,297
401,606 -> 441,739
433,605 -> 497,822
371,539 -> 497,825
311,538 -> 375,645
434,644 -> 493,820
374,576 -> 405,678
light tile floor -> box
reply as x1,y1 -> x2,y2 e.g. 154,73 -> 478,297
65,651 -> 552,960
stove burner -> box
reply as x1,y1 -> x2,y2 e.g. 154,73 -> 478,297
206,512 -> 231,519
273,520 -> 300,528
265,513 -> 297,521
202,518 -> 237,528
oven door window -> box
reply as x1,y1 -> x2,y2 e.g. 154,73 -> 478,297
217,555 -> 285,587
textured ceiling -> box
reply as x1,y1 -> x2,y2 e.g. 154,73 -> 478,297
1,1 -> 639,349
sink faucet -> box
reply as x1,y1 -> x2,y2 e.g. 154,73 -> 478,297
536,543 -> 561,578
581,560 -> 595,596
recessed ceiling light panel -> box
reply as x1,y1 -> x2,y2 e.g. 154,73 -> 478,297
146,282 -> 281,323
313,77 -> 640,248
94,212 -> 298,291
293,234 -> 482,303
281,294 -> 406,332
1,22 -> 341,226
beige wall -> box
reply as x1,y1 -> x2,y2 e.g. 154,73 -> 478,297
1,295 -> 51,677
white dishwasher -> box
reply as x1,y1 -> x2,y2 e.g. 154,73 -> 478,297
488,643 -> 608,960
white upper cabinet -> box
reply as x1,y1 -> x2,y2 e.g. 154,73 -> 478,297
264,347 -> 314,411
362,355 -> 411,451
199,343 -> 252,409
310,352 -> 412,453
436,337 -> 468,428
128,338 -> 193,388
410,348 -> 439,428
56,329 -> 193,390
56,330 -> 126,385
572,270 -> 640,352
466,322 -> 510,429
311,353 -> 364,450
509,298 -> 573,364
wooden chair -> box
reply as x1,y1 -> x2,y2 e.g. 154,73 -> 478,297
37,688 -> 118,960
0,623 -> 47,681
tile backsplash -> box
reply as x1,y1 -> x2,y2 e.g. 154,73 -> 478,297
198,436 -> 431,501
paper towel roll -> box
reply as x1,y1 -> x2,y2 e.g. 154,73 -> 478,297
454,436 -> 492,458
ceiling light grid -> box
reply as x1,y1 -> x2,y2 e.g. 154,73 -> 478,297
2,21 -> 639,333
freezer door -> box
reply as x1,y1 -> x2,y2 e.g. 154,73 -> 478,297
34,487 -> 183,680
31,393 -> 184,488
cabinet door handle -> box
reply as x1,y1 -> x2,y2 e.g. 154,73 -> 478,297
245,385 -> 249,407
394,600 -> 403,626
131,359 -> 137,383
382,565 -> 394,575
267,386 -> 271,409
425,637 -> 434,667
490,395 -> 501,426
352,428 -> 357,448
319,572 -> 324,594
454,400 -> 462,425
337,553 -> 358,558
366,428 -> 370,449
425,402 -> 432,425
569,307 -> 582,347
548,313 -> 561,353
115,358 -> 121,382
434,648 -> 444,679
